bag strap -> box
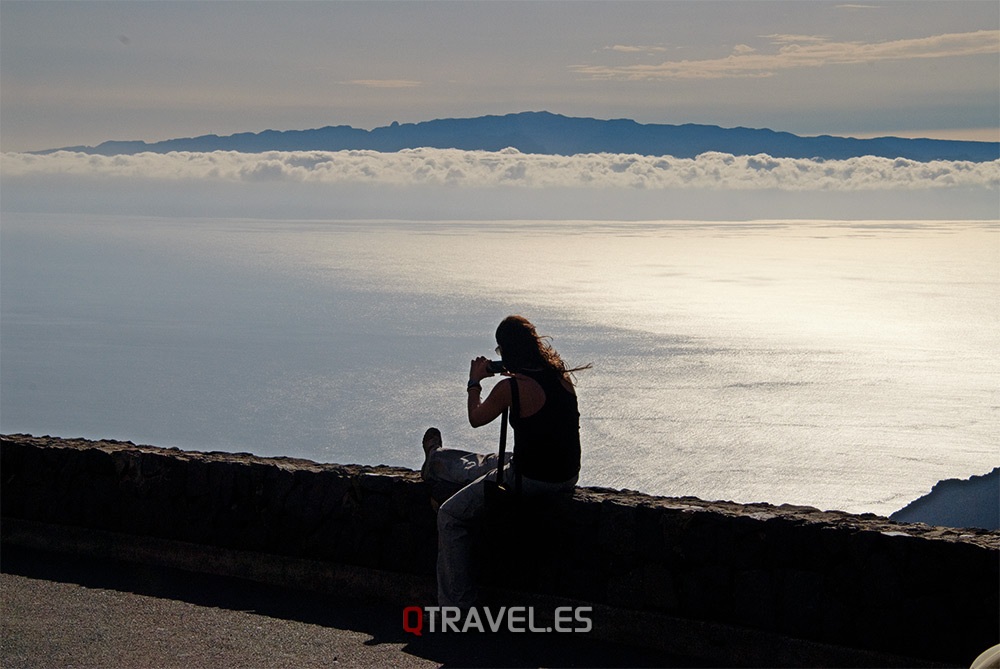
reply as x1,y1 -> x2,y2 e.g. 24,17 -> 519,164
496,405 -> 509,487
509,378 -> 522,493
495,378 -> 520,491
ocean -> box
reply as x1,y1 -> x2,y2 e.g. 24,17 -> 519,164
1,212 -> 996,516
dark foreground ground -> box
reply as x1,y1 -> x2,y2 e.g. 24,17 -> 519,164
0,545 -> 697,669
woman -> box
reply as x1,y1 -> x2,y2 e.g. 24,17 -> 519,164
423,315 -> 589,609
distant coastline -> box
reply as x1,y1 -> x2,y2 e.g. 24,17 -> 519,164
37,111 -> 1000,162
890,467 -> 999,530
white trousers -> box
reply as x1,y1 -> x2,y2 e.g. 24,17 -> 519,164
427,447 -> 577,609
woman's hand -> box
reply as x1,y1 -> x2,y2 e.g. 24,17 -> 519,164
467,357 -> 510,428
469,356 -> 492,383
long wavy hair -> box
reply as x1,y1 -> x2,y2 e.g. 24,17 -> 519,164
495,315 -> 591,381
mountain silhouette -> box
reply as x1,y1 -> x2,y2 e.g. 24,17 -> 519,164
42,111 -> 999,162
890,467 -> 999,530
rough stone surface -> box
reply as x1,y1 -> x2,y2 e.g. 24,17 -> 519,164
2,433 -> 997,665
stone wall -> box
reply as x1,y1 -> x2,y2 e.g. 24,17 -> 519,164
2,434 -> 997,665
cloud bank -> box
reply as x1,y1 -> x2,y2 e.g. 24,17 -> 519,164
4,148 -> 998,192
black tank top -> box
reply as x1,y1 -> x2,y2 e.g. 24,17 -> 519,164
510,369 -> 581,483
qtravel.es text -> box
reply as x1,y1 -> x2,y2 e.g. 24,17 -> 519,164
402,606 -> 593,635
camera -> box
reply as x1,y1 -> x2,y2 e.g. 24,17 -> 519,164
486,360 -> 506,374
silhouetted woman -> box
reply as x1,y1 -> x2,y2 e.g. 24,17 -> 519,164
421,315 -> 589,609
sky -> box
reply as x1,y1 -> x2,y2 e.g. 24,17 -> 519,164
1,0 -> 998,153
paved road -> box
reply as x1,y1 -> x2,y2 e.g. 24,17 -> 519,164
1,546 -> 687,668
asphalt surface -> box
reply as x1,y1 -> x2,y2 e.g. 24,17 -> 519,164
0,546 -> 691,669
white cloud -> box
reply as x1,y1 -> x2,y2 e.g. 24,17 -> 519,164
605,44 -> 668,54
3,148 -> 997,192
766,34 -> 832,45
573,30 -> 1000,80
345,79 -> 422,88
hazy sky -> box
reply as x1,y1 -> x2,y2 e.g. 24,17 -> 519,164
1,0 -> 998,153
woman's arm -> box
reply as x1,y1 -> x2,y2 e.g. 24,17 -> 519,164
467,357 -> 510,428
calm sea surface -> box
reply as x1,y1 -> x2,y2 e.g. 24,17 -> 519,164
2,213 -> 996,515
